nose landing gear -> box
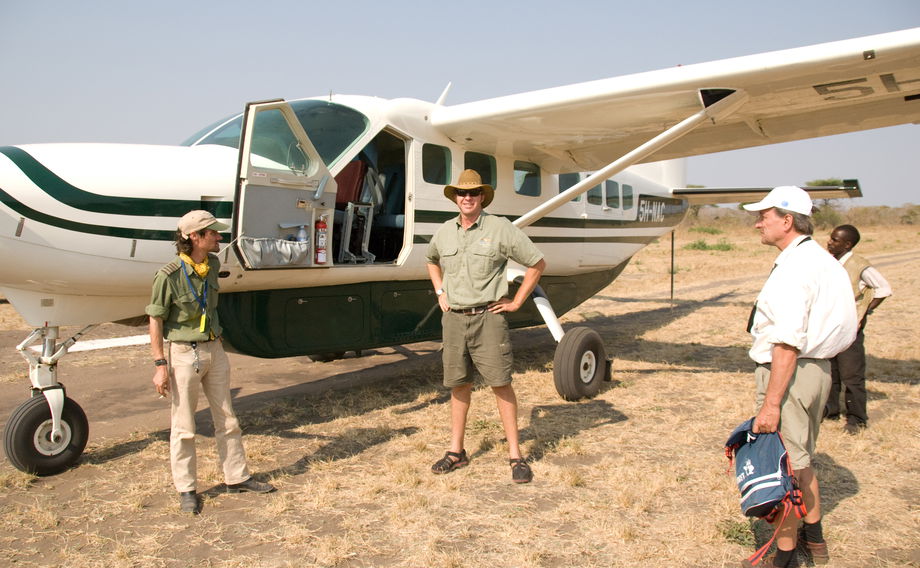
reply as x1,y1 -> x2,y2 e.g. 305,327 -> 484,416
3,325 -> 94,475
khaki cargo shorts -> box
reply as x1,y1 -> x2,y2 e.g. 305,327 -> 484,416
441,310 -> 513,388
754,358 -> 831,470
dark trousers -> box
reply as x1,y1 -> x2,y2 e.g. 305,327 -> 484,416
827,328 -> 868,426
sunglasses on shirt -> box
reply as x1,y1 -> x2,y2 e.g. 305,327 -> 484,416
454,189 -> 483,197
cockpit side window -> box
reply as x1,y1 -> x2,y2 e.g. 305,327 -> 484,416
290,101 -> 369,168
188,100 -> 369,170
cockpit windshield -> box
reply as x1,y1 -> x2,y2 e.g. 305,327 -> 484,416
183,100 -> 369,168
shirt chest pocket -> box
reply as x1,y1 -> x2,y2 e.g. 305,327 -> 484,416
440,245 -> 460,276
175,290 -> 204,322
471,242 -> 501,278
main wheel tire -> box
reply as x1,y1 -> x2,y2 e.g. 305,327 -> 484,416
553,327 -> 608,401
3,395 -> 89,476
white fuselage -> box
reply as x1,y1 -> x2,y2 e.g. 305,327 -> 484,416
0,95 -> 685,327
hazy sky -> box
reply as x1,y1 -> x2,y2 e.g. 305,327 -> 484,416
1,0 -> 917,206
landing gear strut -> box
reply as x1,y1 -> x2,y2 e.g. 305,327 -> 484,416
3,325 -> 94,475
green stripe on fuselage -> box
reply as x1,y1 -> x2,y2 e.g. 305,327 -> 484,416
0,185 -> 177,240
0,146 -> 232,218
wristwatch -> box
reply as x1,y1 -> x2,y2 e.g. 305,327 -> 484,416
153,358 -> 168,367
435,288 -> 444,296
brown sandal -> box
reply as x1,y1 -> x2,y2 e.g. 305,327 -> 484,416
510,458 -> 533,483
431,450 -> 469,474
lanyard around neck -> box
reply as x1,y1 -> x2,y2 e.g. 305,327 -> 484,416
179,259 -> 208,312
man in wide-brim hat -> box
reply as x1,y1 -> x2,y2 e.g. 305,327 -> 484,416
443,168 -> 494,208
426,169 -> 545,484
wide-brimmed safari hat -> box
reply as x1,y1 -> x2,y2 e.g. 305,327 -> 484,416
444,169 -> 494,208
178,210 -> 229,238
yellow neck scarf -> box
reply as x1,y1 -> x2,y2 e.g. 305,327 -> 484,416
179,253 -> 210,278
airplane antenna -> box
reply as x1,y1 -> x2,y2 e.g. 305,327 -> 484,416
435,82 -> 452,106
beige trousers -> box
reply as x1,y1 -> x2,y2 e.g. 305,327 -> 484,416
168,340 -> 250,492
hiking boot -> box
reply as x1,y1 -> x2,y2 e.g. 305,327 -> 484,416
843,421 -> 866,436
431,449 -> 469,474
179,491 -> 200,514
510,458 -> 533,484
226,478 -> 276,493
797,529 -> 829,565
742,550 -> 799,568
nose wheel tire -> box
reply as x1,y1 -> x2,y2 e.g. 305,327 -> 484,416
3,395 -> 89,476
553,327 -> 608,401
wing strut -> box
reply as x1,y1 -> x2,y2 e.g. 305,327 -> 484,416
513,89 -> 749,228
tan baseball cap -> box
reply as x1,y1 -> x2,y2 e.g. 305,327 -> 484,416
178,210 -> 229,238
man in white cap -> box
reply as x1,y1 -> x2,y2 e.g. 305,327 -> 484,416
146,210 -> 275,514
426,169 -> 545,483
740,187 -> 856,567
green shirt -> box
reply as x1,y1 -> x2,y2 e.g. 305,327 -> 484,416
427,212 -> 544,309
145,254 -> 223,341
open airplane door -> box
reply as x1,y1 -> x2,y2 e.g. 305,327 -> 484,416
233,100 -> 338,269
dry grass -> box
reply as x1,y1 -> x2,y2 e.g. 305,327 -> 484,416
1,224 -> 918,567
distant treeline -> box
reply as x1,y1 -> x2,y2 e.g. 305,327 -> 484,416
684,203 -> 920,228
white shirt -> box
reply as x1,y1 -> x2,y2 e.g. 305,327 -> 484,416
838,251 -> 893,298
749,235 -> 858,364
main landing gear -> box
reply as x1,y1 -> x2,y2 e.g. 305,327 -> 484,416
3,325 -> 95,475
531,284 -> 611,401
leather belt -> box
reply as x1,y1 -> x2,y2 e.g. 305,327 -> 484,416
451,305 -> 490,315
172,339 -> 216,347
756,357 -> 824,371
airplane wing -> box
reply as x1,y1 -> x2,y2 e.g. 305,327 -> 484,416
674,180 -> 862,205
430,28 -> 920,173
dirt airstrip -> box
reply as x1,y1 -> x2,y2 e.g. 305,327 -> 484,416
0,224 -> 918,567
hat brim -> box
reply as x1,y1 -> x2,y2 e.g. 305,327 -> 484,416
741,201 -> 770,212
444,184 -> 494,208
204,220 -> 230,232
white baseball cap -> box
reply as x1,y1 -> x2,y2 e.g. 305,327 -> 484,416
742,186 -> 813,216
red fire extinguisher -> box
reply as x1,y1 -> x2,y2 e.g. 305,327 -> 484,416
314,214 -> 328,264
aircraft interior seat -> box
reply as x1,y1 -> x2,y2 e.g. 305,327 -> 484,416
376,165 -> 405,229
334,160 -> 368,208
332,158 -> 375,263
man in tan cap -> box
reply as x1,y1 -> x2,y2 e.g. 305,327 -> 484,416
426,170 -> 546,483
146,210 -> 275,514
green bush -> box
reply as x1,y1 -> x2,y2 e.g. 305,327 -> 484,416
684,239 -> 734,251
690,226 -> 723,235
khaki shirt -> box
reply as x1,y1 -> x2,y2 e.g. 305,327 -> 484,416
145,254 -> 223,341
427,212 -> 544,309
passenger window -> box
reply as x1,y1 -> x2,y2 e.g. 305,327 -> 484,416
513,161 -> 541,196
558,172 -> 582,202
587,183 -> 603,205
623,184 -> 634,210
464,152 -> 496,188
605,180 -> 620,209
422,144 -> 450,184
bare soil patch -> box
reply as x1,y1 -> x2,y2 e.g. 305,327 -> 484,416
1,225 -> 918,567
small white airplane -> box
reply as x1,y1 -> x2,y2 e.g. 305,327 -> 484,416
1,28 -> 918,475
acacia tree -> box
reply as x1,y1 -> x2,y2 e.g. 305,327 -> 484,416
805,178 -> 844,228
